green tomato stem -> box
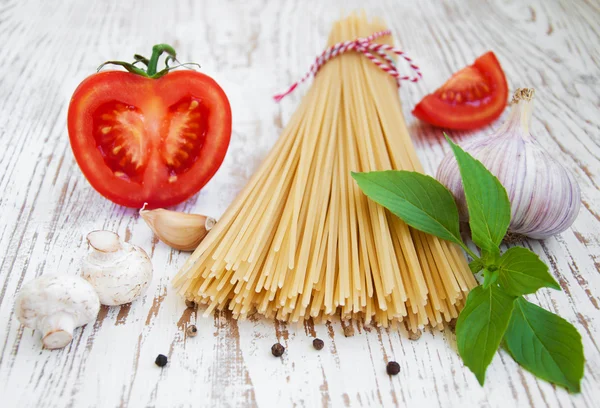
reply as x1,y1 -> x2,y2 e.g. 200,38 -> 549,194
146,44 -> 177,76
97,44 -> 194,79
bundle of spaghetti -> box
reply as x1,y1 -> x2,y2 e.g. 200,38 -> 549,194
173,14 -> 477,331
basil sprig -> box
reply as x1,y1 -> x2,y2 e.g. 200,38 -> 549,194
352,135 -> 584,392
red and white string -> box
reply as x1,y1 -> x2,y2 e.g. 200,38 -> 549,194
273,30 -> 422,102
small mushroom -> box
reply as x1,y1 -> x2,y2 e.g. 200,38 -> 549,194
15,274 -> 100,349
82,230 -> 153,306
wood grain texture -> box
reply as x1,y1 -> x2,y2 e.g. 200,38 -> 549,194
0,0 -> 599,406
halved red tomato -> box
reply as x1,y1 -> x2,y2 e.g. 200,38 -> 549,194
412,51 -> 508,130
68,48 -> 231,209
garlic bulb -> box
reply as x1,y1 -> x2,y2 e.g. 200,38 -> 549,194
436,88 -> 580,239
140,205 -> 216,251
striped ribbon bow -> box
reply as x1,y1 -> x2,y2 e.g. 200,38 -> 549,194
273,30 -> 422,102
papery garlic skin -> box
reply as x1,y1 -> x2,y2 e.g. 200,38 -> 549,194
436,88 -> 580,239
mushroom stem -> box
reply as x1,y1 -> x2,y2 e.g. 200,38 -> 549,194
41,312 -> 75,349
87,230 -> 122,253
87,230 -> 127,263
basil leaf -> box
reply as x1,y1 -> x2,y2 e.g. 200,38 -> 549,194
446,135 -> 511,255
469,259 -> 484,273
351,171 -> 464,246
504,298 -> 584,393
497,247 -> 561,296
482,269 -> 498,289
457,285 -> 516,385
481,248 -> 500,266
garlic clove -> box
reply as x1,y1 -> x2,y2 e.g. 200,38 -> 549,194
87,230 -> 121,253
140,205 -> 216,251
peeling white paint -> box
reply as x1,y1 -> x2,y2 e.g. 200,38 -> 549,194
0,0 -> 598,406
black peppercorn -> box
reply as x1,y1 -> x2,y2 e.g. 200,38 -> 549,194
187,325 -> 198,337
313,338 -> 324,350
271,343 -> 285,357
185,299 -> 197,309
155,354 -> 168,367
386,361 -> 400,375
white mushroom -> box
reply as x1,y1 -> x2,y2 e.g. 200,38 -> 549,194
82,230 -> 153,306
15,274 -> 100,349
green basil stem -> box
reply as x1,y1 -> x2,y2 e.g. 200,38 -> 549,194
460,245 -> 479,262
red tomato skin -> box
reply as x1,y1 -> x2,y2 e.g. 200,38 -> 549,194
412,52 -> 508,130
68,71 -> 232,208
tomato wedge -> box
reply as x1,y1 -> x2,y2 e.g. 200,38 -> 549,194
68,45 -> 231,209
412,51 -> 508,130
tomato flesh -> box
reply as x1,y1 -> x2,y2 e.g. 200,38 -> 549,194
93,102 -> 148,183
161,97 -> 209,175
412,51 -> 508,130
68,71 -> 231,208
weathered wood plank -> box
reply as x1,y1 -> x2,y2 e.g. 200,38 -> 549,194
0,0 -> 598,407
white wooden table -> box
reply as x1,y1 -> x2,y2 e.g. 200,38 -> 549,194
1,0 -> 599,406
